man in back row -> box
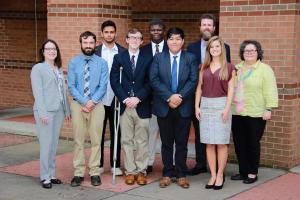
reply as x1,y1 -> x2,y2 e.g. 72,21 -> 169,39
187,13 -> 231,176
95,20 -> 126,176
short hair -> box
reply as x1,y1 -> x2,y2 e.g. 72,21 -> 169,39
239,40 -> 264,61
79,31 -> 96,43
126,28 -> 143,40
101,20 -> 116,32
166,27 -> 185,39
148,19 -> 166,30
39,39 -> 62,68
200,13 -> 216,27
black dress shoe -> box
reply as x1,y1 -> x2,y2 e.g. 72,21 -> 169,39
70,176 -> 84,187
41,180 -> 52,189
187,166 -> 207,176
243,176 -> 258,184
213,176 -> 225,190
51,178 -> 62,184
146,165 -> 153,174
205,183 -> 215,189
91,175 -> 101,186
231,174 -> 246,181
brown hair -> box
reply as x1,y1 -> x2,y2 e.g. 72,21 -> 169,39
201,36 -> 228,80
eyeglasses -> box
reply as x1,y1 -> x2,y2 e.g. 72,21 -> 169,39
127,36 -> 142,41
244,49 -> 257,54
44,48 -> 57,51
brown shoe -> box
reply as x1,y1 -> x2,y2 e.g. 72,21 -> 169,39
136,173 -> 147,185
177,177 -> 190,189
159,177 -> 172,188
125,174 -> 135,185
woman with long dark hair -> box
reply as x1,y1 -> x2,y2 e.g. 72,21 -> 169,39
31,39 -> 71,189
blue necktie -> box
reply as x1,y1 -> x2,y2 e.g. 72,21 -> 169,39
171,56 -> 178,93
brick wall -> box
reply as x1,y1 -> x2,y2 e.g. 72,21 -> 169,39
0,0 -> 47,109
132,0 -> 220,47
220,0 -> 300,168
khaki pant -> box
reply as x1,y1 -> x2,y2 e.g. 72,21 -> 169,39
120,108 -> 149,175
71,101 -> 104,176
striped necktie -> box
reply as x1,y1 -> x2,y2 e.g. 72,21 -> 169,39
131,55 -> 135,75
83,58 -> 91,97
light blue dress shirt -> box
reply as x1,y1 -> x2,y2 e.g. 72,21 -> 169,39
68,53 -> 109,105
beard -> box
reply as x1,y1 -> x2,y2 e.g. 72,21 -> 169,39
81,47 -> 95,56
201,30 -> 214,41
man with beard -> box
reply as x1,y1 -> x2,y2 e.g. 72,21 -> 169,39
187,13 -> 231,176
68,31 -> 108,187
141,19 -> 168,174
95,20 -> 126,176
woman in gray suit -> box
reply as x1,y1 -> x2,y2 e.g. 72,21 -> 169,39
31,39 -> 71,189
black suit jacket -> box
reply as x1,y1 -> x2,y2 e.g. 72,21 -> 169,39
149,51 -> 198,118
187,40 -> 231,65
141,41 -> 169,57
110,50 -> 152,118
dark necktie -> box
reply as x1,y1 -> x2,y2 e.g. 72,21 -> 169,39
83,59 -> 91,97
131,55 -> 135,75
171,56 -> 178,93
155,44 -> 160,54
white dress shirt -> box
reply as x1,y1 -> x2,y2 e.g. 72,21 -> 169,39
101,43 -> 119,106
151,40 -> 164,56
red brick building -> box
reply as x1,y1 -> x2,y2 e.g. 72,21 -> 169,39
0,0 -> 299,169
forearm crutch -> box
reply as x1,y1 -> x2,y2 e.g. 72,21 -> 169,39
112,66 -> 123,185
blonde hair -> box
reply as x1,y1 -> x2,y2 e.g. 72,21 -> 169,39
201,36 -> 228,80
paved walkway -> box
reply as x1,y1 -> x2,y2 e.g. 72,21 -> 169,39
0,107 -> 300,200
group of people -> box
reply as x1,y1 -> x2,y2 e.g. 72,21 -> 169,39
30,13 -> 278,190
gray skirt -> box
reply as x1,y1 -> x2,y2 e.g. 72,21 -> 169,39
199,96 -> 231,144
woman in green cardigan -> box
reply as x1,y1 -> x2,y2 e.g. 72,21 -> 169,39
231,40 -> 278,184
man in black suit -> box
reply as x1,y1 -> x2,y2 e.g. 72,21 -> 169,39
94,20 -> 126,176
110,28 -> 152,186
150,27 -> 198,189
186,13 -> 231,176
141,19 -> 168,174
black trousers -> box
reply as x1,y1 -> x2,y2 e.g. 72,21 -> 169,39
158,109 -> 191,178
232,115 -> 266,177
100,99 -> 121,168
192,115 -> 207,168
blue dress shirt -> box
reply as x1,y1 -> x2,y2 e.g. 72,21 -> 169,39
68,53 -> 109,105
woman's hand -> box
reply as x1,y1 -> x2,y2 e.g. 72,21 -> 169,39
195,107 -> 201,120
263,110 -> 272,120
221,109 -> 230,123
41,117 -> 49,125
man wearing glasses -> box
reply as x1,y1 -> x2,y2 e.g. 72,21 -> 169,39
141,19 -> 169,174
110,28 -> 152,185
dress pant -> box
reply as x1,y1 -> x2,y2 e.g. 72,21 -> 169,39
100,98 -> 121,168
192,115 -> 207,168
232,115 -> 266,177
148,114 -> 160,166
158,109 -> 191,178
120,108 -> 149,175
34,103 -> 65,181
71,101 -> 105,177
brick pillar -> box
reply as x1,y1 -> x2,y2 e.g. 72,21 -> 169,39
47,0 -> 132,68
219,0 -> 300,169
47,0 -> 132,138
